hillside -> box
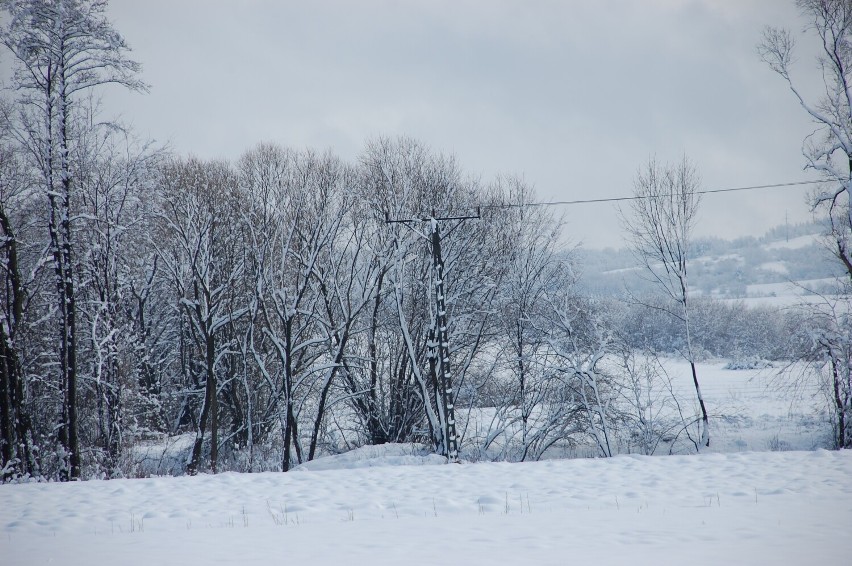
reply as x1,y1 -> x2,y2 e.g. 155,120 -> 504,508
577,221 -> 844,301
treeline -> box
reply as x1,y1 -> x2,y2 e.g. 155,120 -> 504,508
614,297 -> 809,362
2,126 -> 828,480
0,125 -> 634,478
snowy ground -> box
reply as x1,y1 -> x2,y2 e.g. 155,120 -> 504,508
1,360 -> 848,565
745,278 -> 838,299
2,448 -> 850,565
662,359 -> 828,454
459,358 -> 829,460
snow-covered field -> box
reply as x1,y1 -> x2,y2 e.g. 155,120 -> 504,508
660,360 -> 827,454
745,278 -> 838,299
1,360 -> 848,565
2,448 -> 850,565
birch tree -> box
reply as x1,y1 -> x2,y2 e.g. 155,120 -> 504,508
760,0 -> 852,279
622,157 -> 709,448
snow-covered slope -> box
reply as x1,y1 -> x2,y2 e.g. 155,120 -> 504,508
763,233 -> 820,250
578,222 -> 843,301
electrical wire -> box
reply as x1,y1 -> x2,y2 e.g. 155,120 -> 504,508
478,179 -> 825,209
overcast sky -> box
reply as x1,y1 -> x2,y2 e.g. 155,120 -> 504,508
10,0 -> 827,248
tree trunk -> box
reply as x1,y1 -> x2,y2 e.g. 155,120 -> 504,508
0,339 -> 16,477
683,301 -> 709,448
282,400 -> 299,471
0,205 -> 34,478
831,358 -> 851,449
308,333 -> 347,461
689,360 -> 710,447
187,328 -> 216,475
54,62 -> 80,480
367,272 -> 385,444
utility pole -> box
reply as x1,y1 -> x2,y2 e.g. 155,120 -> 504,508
785,210 -> 789,242
386,209 -> 480,462
429,217 -> 458,462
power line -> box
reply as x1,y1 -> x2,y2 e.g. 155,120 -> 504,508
479,179 -> 824,209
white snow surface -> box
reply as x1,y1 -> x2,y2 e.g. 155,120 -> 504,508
293,443 -> 447,471
746,278 -> 837,297
763,234 -> 820,250
758,260 -> 788,274
2,448 -> 850,565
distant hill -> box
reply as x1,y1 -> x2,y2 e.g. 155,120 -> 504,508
576,221 -> 844,302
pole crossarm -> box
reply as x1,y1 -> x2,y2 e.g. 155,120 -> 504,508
384,208 -> 481,224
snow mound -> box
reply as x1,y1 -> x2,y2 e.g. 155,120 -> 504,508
293,443 -> 447,471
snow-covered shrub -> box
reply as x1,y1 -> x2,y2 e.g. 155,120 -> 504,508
724,358 -> 775,370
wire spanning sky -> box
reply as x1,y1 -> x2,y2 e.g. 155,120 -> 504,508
3,0 -> 827,248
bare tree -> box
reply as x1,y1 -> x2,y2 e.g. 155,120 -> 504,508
544,294 -> 618,458
349,137 -> 499,458
488,177 -> 576,461
153,158 -> 246,475
622,157 -> 709,448
305,189 -> 378,462
0,133 -> 38,479
760,0 -> 852,279
74,123 -> 160,477
759,0 -> 852,448
239,145 -> 359,470
804,292 -> 852,448
613,345 -> 692,456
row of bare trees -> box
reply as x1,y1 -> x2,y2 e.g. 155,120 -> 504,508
3,91 -> 643,477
